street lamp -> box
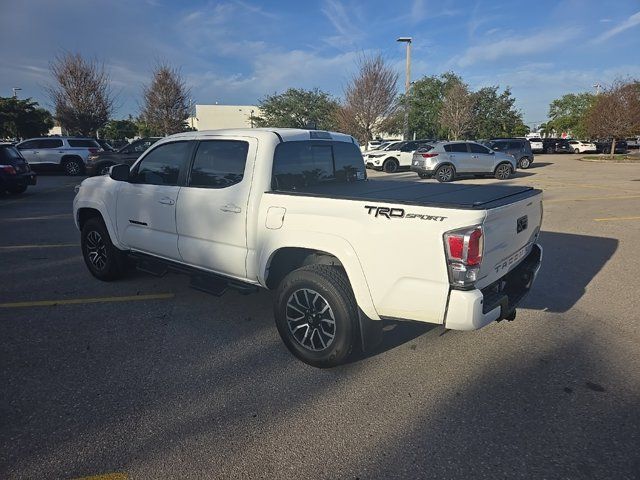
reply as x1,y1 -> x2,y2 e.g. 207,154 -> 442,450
12,87 -> 22,98
593,83 -> 602,95
397,37 -> 412,140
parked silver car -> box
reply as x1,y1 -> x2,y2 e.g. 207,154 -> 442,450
16,137 -> 101,176
410,141 -> 517,182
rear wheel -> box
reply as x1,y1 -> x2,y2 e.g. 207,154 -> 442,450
382,158 -> 399,173
573,148 -> 580,154
546,146 -> 554,154
494,163 -> 513,180
435,164 -> 455,182
63,158 -> 83,176
518,156 -> 531,169
81,217 -> 127,281
274,264 -> 358,368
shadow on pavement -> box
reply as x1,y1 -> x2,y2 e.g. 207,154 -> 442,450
523,231 -> 618,313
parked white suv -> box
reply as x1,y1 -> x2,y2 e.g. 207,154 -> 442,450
16,137 -> 101,175
73,128 -> 543,367
365,140 -> 433,173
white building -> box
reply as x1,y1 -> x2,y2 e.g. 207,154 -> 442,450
192,105 -> 260,131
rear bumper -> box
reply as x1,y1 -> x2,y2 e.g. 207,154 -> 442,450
410,164 -> 434,175
1,171 -> 37,188
444,243 -> 542,331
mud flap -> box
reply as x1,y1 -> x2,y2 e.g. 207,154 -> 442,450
358,308 -> 383,352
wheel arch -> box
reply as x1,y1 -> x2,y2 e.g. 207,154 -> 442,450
75,202 -> 122,249
259,236 -> 380,321
61,154 -> 83,164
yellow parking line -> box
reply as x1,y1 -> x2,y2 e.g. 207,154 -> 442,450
0,243 -> 79,250
546,194 -> 640,203
0,293 -> 174,308
594,216 -> 640,222
0,213 -> 73,221
71,474 -> 128,480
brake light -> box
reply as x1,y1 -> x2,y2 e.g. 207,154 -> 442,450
0,165 -> 16,175
444,226 -> 484,288
421,152 -> 439,158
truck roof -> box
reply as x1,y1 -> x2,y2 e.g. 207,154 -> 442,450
166,128 -> 357,144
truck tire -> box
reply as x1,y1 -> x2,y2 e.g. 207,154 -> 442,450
435,164 -> 455,182
382,158 -> 399,173
274,264 -> 358,368
63,157 -> 84,176
81,217 -> 127,281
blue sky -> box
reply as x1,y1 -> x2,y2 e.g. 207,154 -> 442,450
1,0 -> 639,127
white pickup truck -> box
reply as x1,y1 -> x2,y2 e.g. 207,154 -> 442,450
73,128 -> 543,367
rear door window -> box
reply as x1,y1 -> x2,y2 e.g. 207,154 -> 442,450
37,139 -> 64,149
18,140 -> 39,149
272,141 -> 365,190
0,146 -> 24,162
444,143 -> 468,153
188,140 -> 249,188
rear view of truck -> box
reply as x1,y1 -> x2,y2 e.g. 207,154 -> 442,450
442,190 -> 543,330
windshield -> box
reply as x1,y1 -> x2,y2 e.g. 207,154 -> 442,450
272,140 -> 366,191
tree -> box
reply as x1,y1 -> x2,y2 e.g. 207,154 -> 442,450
337,54 -> 398,144
254,88 -> 339,130
0,97 -> 54,139
48,52 -> 114,136
471,86 -> 528,139
140,63 -> 191,136
547,93 -> 596,139
98,118 -> 138,140
586,80 -> 640,156
439,81 -> 474,140
406,72 -> 462,140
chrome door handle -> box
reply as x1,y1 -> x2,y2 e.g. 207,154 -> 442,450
158,197 -> 175,205
220,204 -> 241,213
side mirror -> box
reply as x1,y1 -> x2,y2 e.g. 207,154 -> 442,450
109,164 -> 130,182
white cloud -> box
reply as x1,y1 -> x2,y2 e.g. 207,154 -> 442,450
456,27 -> 581,67
593,11 -> 640,43
321,0 -> 365,49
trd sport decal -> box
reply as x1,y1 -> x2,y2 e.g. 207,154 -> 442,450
365,205 -> 447,222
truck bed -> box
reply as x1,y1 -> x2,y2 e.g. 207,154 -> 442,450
271,180 -> 540,210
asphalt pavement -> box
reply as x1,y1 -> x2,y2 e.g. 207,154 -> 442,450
1,156 -> 639,479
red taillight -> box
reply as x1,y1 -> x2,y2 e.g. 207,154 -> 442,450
447,234 -> 464,260
467,228 -> 483,266
421,152 -> 439,158
0,165 -> 16,175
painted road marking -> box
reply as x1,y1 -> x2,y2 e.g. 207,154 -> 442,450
0,293 -> 175,308
0,243 -> 79,250
71,473 -> 128,480
594,216 -> 640,222
546,194 -> 640,204
0,213 -> 73,221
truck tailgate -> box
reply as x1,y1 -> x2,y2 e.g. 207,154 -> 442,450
477,191 -> 543,289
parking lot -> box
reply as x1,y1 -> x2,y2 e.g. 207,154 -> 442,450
1,155 -> 639,479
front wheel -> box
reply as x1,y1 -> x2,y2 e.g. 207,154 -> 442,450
81,217 -> 127,281
274,264 -> 358,368
494,163 -> 513,180
518,157 -> 531,169
382,158 -> 399,173
435,164 -> 455,182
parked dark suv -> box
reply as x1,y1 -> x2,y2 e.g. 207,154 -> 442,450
595,140 -> 628,154
542,138 -> 573,154
85,137 -> 162,176
485,138 -> 534,169
0,144 -> 37,194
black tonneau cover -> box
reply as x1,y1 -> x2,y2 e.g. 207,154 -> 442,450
270,180 -> 540,210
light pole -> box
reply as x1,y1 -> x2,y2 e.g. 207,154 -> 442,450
397,37 -> 412,140
12,87 -> 22,98
593,83 -> 602,95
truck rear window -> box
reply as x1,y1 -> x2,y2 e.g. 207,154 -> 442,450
272,141 -> 366,190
